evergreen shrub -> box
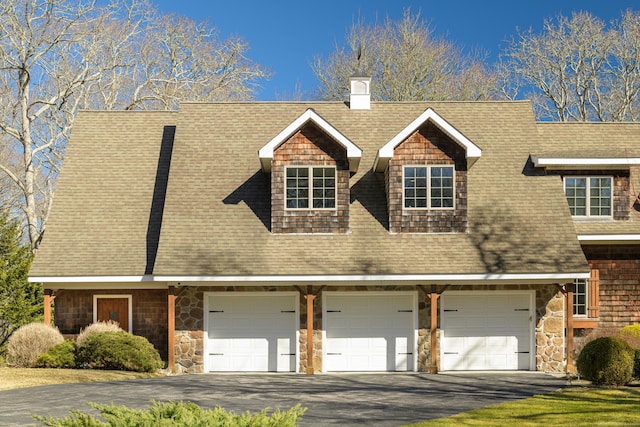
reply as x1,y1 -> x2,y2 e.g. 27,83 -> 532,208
36,340 -> 77,368
76,331 -> 163,372
35,401 -> 306,427
576,336 -> 634,386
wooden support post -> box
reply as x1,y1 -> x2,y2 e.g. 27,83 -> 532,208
43,290 -> 54,326
305,294 -> 315,375
566,283 -> 575,374
429,291 -> 440,374
168,286 -> 176,373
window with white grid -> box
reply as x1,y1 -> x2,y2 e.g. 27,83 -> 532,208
564,176 -> 612,218
574,279 -> 588,316
286,166 -> 335,209
404,165 -> 454,209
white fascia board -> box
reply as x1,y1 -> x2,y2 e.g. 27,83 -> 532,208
578,234 -> 640,243
374,108 -> 481,172
156,272 -> 589,284
29,275 -> 153,283
258,108 -> 362,173
531,156 -> 640,169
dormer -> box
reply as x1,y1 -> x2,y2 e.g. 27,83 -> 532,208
259,109 -> 362,234
373,108 -> 482,234
531,155 -> 640,222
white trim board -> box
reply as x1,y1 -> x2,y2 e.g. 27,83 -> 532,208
531,156 -> 640,170
32,272 -> 590,287
578,234 -> 640,244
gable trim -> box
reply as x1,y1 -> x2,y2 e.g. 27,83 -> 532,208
531,156 -> 640,170
374,107 -> 482,172
259,108 -> 362,173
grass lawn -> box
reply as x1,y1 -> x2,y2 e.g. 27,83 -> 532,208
0,367 -> 160,390
407,386 -> 640,426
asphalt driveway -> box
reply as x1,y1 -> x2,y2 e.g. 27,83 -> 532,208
0,372 -> 566,426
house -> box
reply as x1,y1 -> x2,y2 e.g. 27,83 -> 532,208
29,77 -> 640,374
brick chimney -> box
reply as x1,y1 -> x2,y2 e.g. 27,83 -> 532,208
349,75 -> 371,110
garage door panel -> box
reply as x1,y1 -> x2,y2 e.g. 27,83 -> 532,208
325,293 -> 415,372
442,293 -> 533,371
206,294 -> 297,372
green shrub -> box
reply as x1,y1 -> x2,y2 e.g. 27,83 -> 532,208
36,340 -> 77,368
619,324 -> 640,348
76,331 -> 163,372
6,323 -> 64,367
76,321 -> 123,346
35,401 -> 306,427
634,349 -> 640,380
577,336 -> 634,386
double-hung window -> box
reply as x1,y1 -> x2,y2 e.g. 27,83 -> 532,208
404,165 -> 454,209
573,279 -> 588,316
564,176 -> 612,218
286,166 -> 336,209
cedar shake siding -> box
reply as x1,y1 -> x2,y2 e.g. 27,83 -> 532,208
582,245 -> 640,327
54,289 -> 169,360
386,124 -> 467,233
271,123 -> 350,233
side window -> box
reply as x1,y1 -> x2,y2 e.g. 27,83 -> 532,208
286,166 -> 335,210
564,176 -> 612,218
573,279 -> 588,316
404,165 -> 454,209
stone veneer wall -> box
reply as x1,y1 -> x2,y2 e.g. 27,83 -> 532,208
173,284 -> 566,374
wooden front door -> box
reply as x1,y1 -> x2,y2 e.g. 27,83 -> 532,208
96,298 -> 129,332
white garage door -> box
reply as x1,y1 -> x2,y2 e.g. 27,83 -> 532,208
324,292 -> 416,372
205,293 -> 297,372
441,292 -> 533,371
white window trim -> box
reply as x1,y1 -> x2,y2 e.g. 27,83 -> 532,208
92,294 -> 133,333
402,165 -> 455,210
563,176 -> 613,219
284,165 -> 337,211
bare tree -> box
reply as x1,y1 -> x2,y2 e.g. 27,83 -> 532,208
500,11 -> 640,122
311,9 -> 497,102
0,0 -> 267,250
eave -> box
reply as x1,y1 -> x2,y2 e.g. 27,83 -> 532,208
578,234 -> 640,244
531,156 -> 640,170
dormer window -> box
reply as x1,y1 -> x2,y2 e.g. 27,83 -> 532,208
564,176 -> 612,218
286,166 -> 336,209
404,165 -> 454,209
259,109 -> 360,234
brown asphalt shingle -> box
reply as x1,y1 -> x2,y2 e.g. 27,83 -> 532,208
31,101 -> 592,279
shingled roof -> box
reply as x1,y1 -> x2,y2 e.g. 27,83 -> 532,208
534,123 -> 640,237
30,100 -> 590,281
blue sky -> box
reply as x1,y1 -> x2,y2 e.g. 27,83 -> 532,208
153,1 -> 639,100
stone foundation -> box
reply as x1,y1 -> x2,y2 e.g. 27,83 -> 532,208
174,330 -> 204,374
